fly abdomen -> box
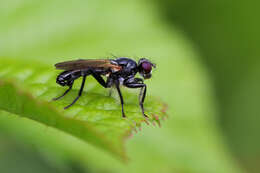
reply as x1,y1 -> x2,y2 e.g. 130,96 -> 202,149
56,70 -> 81,86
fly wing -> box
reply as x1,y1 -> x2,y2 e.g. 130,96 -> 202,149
55,59 -> 121,71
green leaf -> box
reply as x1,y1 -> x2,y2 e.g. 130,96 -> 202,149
0,0 -> 244,172
0,58 -> 167,160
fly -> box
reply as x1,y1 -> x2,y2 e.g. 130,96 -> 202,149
53,57 -> 156,118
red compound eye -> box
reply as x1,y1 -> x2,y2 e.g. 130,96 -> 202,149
142,62 -> 152,73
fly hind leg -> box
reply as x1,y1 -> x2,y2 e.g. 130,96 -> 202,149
64,69 -> 91,109
64,70 -> 110,109
53,82 -> 73,101
64,75 -> 87,109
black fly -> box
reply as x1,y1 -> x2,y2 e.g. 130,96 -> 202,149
53,57 -> 156,118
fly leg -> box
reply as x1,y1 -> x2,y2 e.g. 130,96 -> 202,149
92,73 -> 125,117
91,72 -> 125,117
64,75 -> 86,109
53,82 -> 73,101
90,71 -> 108,88
53,70 -> 81,101
115,80 -> 126,118
124,78 -> 148,118
90,71 -> 114,96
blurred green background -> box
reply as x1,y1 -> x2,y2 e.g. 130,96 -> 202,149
0,0 -> 259,172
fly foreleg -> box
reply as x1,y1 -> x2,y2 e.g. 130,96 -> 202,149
124,78 -> 148,118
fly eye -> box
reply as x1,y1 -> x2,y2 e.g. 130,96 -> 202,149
142,62 -> 152,73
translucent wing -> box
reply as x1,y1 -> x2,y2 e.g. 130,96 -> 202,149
55,59 -> 121,71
